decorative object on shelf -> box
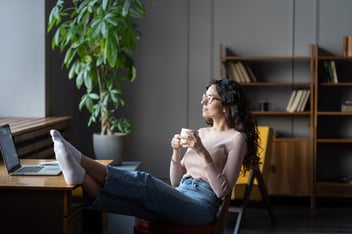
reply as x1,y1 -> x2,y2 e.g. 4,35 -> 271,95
47,0 -> 146,164
343,36 -> 352,57
258,101 -> 270,111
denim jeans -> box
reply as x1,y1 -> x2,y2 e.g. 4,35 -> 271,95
88,165 -> 221,226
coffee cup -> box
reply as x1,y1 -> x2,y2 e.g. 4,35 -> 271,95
180,128 -> 196,145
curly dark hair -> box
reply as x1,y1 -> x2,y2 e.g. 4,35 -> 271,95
204,78 -> 260,173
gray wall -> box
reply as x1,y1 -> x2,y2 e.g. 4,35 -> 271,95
3,0 -> 352,179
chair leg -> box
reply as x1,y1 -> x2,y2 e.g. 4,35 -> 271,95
232,169 -> 255,234
253,168 -> 276,225
232,207 -> 242,234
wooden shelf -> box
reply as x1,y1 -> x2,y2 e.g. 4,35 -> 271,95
320,82 -> 352,86
220,44 -> 314,199
316,138 -> 352,143
252,111 -> 310,116
312,44 -> 352,207
241,82 -> 311,87
317,111 -> 352,115
317,56 -> 352,60
220,44 -> 352,207
316,182 -> 352,197
223,56 -> 311,61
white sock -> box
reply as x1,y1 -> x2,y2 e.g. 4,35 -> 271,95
50,130 -> 85,185
50,129 -> 82,163
53,140 -> 85,185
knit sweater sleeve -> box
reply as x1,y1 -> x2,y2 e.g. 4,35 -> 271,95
169,158 -> 186,186
205,132 -> 247,198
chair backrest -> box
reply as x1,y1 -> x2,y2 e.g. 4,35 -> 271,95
232,126 -> 274,200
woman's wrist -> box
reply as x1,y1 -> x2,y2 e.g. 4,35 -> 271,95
171,150 -> 181,162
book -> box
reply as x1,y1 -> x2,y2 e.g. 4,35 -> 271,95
341,99 -> 352,112
225,62 -> 237,82
296,90 -> 306,112
286,89 -> 308,112
226,62 -> 243,82
225,61 -> 256,83
298,89 -> 310,112
287,89 -> 302,112
286,89 -> 297,112
341,104 -> 352,112
323,61 -> 334,83
237,61 -> 251,82
244,63 -> 257,82
234,62 -> 246,82
330,60 -> 338,83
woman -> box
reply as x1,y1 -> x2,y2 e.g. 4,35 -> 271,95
50,78 -> 259,226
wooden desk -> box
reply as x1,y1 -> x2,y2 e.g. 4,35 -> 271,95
0,159 -> 112,234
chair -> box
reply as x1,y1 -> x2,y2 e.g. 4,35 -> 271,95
228,126 -> 276,234
133,192 -> 231,234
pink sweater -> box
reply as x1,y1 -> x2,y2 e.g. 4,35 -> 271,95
170,127 -> 247,198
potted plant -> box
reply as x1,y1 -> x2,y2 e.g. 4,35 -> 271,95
48,0 -> 146,164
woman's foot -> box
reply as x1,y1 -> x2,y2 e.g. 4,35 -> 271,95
50,129 -> 82,163
50,130 -> 85,185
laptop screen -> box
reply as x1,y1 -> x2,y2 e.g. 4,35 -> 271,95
0,124 -> 21,172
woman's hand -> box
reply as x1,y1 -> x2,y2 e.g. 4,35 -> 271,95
184,132 -> 213,165
183,132 -> 204,152
171,134 -> 182,163
171,134 -> 182,150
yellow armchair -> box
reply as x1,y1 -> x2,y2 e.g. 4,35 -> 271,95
229,126 -> 276,234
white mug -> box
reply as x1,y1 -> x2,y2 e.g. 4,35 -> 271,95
180,128 -> 196,146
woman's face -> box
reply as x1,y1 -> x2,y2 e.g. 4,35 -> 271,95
201,84 -> 225,120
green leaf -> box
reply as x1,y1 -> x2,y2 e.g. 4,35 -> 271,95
122,0 -> 131,17
102,0 -> 108,10
89,93 -> 100,100
68,62 -> 77,79
52,29 -> 61,49
64,47 -> 73,66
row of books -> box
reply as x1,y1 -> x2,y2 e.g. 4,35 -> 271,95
286,89 -> 310,112
341,99 -> 352,112
225,61 -> 257,83
321,61 -> 338,83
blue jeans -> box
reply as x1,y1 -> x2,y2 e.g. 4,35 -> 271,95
88,165 -> 221,226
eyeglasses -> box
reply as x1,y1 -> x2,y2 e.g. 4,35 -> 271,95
202,93 -> 221,104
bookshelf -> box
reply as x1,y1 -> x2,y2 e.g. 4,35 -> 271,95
219,44 -> 314,199
312,44 -> 352,207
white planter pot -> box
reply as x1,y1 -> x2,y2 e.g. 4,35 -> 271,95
92,133 -> 127,165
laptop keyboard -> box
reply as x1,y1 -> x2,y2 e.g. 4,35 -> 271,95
16,166 -> 44,173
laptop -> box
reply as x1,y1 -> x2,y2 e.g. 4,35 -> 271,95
0,124 -> 61,176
